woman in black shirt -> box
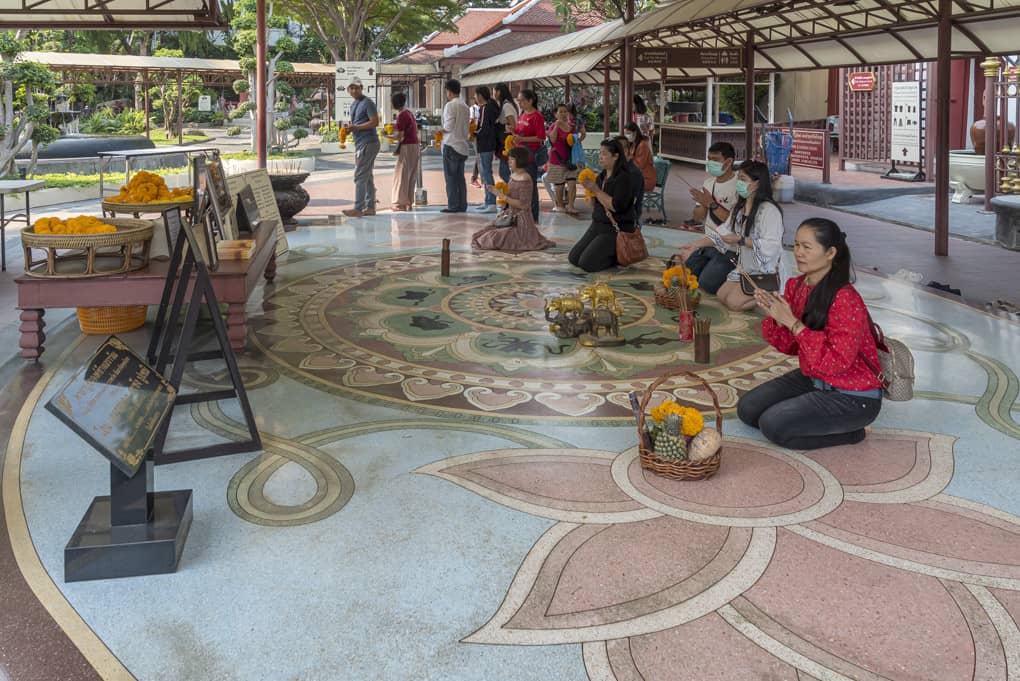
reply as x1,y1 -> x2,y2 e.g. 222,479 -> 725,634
570,139 -> 635,272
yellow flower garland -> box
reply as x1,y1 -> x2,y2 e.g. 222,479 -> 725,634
107,170 -> 193,205
33,215 -> 117,235
650,399 -> 705,437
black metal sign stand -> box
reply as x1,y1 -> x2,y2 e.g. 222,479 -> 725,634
146,207 -> 261,465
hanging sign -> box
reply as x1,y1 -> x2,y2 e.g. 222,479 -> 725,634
847,72 -> 878,92
334,61 -> 378,122
890,81 -> 921,164
635,48 -> 744,69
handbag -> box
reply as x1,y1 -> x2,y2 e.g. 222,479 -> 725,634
494,209 -> 517,228
860,314 -> 915,401
739,272 -> 781,296
602,178 -> 647,266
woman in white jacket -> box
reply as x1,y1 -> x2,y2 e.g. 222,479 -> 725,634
705,160 -> 785,311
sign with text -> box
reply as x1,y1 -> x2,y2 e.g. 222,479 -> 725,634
198,95 -> 212,112
847,71 -> 878,92
46,337 -> 176,477
334,61 -> 378,122
890,81 -> 921,164
635,48 -> 744,70
789,129 -> 828,170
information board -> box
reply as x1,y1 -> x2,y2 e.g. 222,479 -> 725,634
226,169 -> 288,256
635,48 -> 743,69
198,95 -> 212,112
46,337 -> 177,477
848,72 -> 878,92
334,61 -> 378,122
890,81 -> 921,164
789,129 -> 828,170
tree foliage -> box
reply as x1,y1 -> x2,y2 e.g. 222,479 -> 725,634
551,0 -> 656,30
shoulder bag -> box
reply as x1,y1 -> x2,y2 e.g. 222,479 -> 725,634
603,177 -> 647,266
733,213 -> 780,295
494,209 -> 517,229
860,313 -> 915,401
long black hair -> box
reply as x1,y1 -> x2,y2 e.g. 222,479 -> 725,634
732,160 -> 780,237
600,138 -> 626,178
633,94 -> 647,115
624,121 -> 645,144
494,83 -> 517,114
798,217 -> 855,330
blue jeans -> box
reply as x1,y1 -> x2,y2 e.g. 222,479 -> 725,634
443,145 -> 468,211
685,246 -> 736,294
498,156 -> 510,183
737,369 -> 881,450
478,151 -> 496,206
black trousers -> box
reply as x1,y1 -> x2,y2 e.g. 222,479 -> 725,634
568,220 -> 617,272
684,246 -> 735,294
737,369 -> 882,450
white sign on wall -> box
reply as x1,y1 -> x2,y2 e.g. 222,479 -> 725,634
198,95 -> 212,112
335,61 -> 378,122
890,81 -> 921,164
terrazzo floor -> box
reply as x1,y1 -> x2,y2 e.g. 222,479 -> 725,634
2,205 -> 1020,681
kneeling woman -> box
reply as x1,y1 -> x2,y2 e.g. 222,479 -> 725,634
472,146 -> 555,252
570,139 -> 635,272
737,218 -> 882,450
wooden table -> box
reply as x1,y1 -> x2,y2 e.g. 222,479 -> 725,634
0,179 -> 46,271
15,221 -> 278,361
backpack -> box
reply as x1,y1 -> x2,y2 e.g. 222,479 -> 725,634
862,315 -> 915,401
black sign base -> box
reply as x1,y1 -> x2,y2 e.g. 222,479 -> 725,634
65,489 -> 193,583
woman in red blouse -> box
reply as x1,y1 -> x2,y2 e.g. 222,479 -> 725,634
514,89 -> 545,222
736,218 -> 882,449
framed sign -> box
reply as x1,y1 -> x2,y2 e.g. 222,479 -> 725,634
163,206 -> 184,255
890,81 -> 921,164
848,72 -> 878,92
235,184 -> 262,233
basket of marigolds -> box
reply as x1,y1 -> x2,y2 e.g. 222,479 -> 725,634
101,170 -> 194,217
635,370 -> 722,480
654,256 -> 701,311
22,215 -> 153,278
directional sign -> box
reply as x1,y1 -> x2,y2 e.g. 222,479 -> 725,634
847,72 -> 878,92
335,61 -> 378,122
890,81 -> 921,164
635,48 -> 744,69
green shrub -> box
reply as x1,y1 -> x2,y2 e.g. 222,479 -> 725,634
290,115 -> 309,128
232,79 -> 250,94
273,118 -> 290,131
292,128 -> 309,140
226,125 -> 242,136
79,107 -> 119,134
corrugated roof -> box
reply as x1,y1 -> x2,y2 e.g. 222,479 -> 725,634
22,51 -> 333,77
461,45 -> 616,86
0,0 -> 222,28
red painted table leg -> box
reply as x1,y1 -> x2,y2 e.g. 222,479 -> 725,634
18,309 -> 45,360
264,251 -> 277,282
226,303 -> 247,351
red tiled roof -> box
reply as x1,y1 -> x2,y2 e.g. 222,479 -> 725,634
425,9 -> 512,48
448,31 -> 554,60
387,48 -> 444,66
505,0 -> 603,29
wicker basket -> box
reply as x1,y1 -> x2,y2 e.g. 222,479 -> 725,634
656,255 -> 701,311
101,197 -> 193,218
77,305 -> 148,334
637,370 -> 723,480
22,218 -> 154,278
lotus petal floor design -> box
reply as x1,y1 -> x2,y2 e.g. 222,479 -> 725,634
5,210 -> 1020,681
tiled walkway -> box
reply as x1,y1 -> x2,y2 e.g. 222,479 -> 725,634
1,162 -> 1019,681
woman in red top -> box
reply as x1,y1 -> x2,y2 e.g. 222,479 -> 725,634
390,92 -> 419,211
736,218 -> 882,450
514,89 -> 545,222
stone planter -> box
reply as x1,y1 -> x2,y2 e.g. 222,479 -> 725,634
320,142 -> 343,154
269,172 -> 311,230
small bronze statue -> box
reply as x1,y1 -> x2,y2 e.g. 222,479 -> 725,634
544,280 -> 625,347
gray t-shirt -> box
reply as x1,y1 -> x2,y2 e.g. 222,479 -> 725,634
350,96 -> 378,149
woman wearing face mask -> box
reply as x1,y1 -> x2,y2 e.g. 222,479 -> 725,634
624,122 -> 655,203
706,161 -> 785,311
737,218 -> 882,450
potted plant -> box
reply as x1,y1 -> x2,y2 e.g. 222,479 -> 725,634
320,122 -> 341,154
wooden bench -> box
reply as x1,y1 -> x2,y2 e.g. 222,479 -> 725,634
15,221 -> 278,361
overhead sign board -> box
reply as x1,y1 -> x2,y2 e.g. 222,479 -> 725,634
890,81 -> 921,164
635,48 -> 744,70
335,61 -> 378,122
848,72 -> 878,92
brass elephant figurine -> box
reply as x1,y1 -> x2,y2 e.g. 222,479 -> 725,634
580,281 -> 617,310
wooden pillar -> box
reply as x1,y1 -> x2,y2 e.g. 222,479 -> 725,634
143,69 -> 150,139
744,35 -> 755,163
564,75 -> 571,103
981,57 -> 1000,213
620,0 -> 635,134
599,74 -> 608,135
934,0 -> 952,257
176,69 -> 183,145
255,0 -> 268,169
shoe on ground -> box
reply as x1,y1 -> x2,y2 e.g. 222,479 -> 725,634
471,179 -> 481,187
440,208 -> 464,213
477,205 -> 497,214
363,208 -> 376,216
342,209 -> 364,218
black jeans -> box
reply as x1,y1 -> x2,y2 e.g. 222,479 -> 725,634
737,369 -> 882,450
443,145 -> 468,211
684,246 -> 736,294
526,160 -> 540,221
569,220 -> 617,272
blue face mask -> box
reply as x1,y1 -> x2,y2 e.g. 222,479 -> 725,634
735,180 -> 752,199
706,160 -> 725,177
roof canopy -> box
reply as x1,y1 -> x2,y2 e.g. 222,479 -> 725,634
461,0 -> 1020,85
0,0 -> 224,29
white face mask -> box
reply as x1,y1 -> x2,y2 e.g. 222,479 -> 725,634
624,132 -> 636,142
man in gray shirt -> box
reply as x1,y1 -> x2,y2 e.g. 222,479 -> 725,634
342,77 -> 380,218
441,79 -> 470,213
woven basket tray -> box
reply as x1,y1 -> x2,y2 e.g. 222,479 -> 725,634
77,305 -> 148,334
637,370 -> 722,480
656,255 -> 701,311
22,218 -> 154,278
101,197 -> 193,217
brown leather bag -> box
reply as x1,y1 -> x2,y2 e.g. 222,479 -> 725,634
602,176 -> 647,267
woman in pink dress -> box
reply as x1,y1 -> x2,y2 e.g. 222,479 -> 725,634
472,146 -> 555,252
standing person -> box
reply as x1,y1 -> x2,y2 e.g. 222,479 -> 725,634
469,99 -> 481,188
472,147 -> 555,252
342,77 -> 380,218
677,142 -> 740,293
514,88 -> 545,221
624,122 -> 655,223
633,94 -> 654,141
546,104 -> 579,215
570,139 -> 635,272
441,79 -> 470,214
566,102 -> 587,210
711,160 -> 785,312
390,91 -> 419,212
471,86 -> 500,214
494,83 -> 518,183
737,218 -> 882,450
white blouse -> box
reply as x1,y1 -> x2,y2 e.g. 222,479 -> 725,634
708,201 -> 785,280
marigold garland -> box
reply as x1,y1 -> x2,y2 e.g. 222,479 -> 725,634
32,215 -> 117,235
107,170 -> 193,205
662,265 -> 699,291
494,181 -> 509,205
650,399 -> 705,437
577,167 -> 597,202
